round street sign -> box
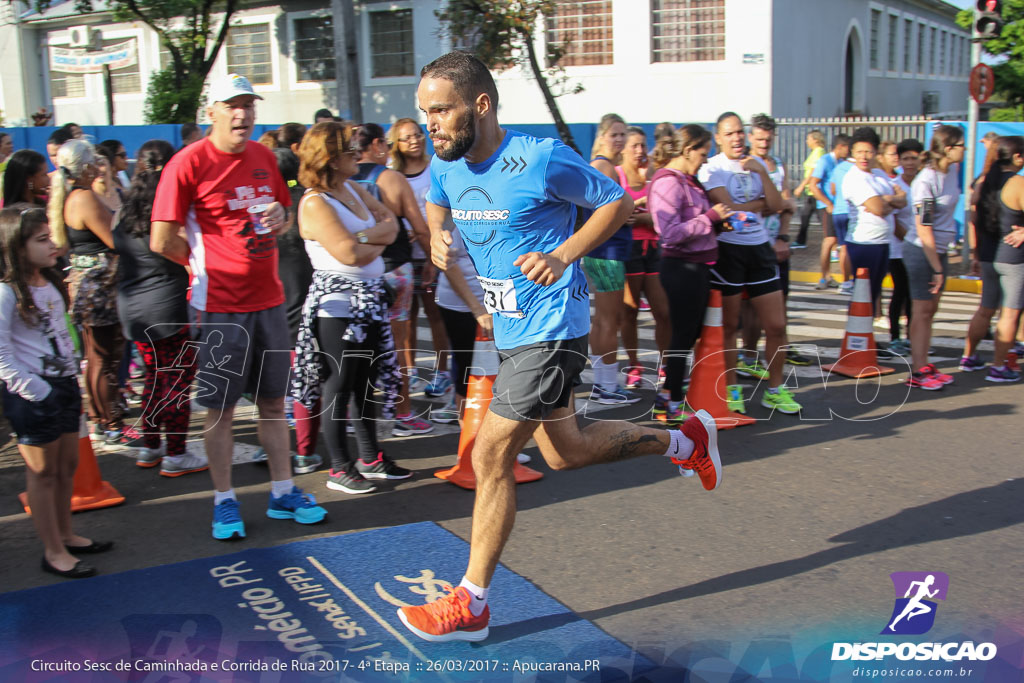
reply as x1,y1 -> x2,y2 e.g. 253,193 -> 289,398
970,63 -> 995,104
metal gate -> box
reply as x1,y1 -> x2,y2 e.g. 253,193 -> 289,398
773,116 -> 932,187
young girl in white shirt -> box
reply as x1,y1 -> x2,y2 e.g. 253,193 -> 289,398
0,206 -> 112,579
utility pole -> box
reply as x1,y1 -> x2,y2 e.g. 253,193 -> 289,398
966,24 -> 981,191
330,0 -> 362,122
966,1 -> 1002,221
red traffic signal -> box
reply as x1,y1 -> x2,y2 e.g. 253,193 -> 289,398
976,0 -> 1003,39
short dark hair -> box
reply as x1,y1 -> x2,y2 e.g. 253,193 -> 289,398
278,122 -> 307,149
180,122 -> 200,138
420,51 -> 499,110
47,128 -> 73,146
715,111 -> 742,132
96,139 -> 123,161
313,108 -> 334,121
750,113 -> 776,133
850,126 -> 880,150
896,138 -> 925,156
832,134 -> 852,150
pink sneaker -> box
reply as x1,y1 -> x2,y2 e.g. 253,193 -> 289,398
921,363 -> 953,385
625,366 -> 643,389
391,415 -> 434,437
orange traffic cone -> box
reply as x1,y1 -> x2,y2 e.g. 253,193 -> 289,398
822,268 -> 896,379
687,289 -> 756,429
19,415 -> 125,514
434,328 -> 544,489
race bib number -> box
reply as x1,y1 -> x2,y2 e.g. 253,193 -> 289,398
477,276 -> 524,318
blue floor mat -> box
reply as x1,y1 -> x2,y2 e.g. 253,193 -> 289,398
0,522 -> 652,681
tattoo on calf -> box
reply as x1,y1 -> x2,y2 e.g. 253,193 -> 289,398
609,431 -> 662,461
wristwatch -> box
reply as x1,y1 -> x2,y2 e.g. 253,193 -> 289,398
776,234 -> 790,243
356,231 -> 369,244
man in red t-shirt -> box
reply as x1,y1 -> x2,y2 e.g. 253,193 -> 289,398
152,73 -> 326,540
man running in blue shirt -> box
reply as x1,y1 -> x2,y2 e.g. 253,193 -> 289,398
396,52 -> 725,643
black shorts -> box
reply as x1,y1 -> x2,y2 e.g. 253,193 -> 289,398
2,376 -> 81,446
709,241 -> 782,298
821,210 -> 835,239
625,238 -> 661,276
490,335 -> 588,422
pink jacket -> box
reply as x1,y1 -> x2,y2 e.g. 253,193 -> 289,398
649,167 -> 720,263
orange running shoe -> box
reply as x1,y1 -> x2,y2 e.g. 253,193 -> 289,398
670,409 -> 722,491
397,586 -> 490,642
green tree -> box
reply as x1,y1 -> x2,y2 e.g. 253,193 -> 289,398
36,0 -> 239,123
957,1 -> 1024,118
435,0 -> 584,153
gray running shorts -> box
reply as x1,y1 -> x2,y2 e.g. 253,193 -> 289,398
489,336 -> 588,422
980,261 -> 1003,310
994,261 -> 1024,311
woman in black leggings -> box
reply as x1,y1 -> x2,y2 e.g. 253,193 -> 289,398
649,125 -> 731,423
292,122 -> 408,495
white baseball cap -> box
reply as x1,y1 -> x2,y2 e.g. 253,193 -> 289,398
208,73 -> 264,103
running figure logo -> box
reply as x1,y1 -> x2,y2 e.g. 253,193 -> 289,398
881,571 -> 950,635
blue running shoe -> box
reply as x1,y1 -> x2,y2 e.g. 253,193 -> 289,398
424,372 -> 453,398
588,384 -> 642,405
212,499 -> 245,540
267,487 -> 327,524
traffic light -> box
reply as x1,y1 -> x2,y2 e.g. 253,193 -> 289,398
976,0 -> 1003,39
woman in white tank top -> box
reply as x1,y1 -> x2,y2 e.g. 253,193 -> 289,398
291,122 -> 412,494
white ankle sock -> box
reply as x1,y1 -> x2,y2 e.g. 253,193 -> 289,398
271,479 -> 294,498
663,429 -> 695,460
214,489 -> 236,506
459,577 -> 489,616
593,358 -> 619,390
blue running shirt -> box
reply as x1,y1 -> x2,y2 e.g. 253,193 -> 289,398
427,129 -> 625,349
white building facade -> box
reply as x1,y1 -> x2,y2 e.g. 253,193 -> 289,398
0,0 -> 969,128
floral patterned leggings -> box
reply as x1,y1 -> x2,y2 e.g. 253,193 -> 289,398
134,327 -> 196,455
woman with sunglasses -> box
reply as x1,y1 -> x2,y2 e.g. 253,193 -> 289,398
292,122 -> 408,494
387,117 -> 453,409
98,139 -> 129,188
351,123 -> 434,437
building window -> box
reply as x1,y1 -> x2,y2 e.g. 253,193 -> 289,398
50,70 -> 85,99
939,31 -> 946,74
650,0 -> 726,63
887,14 -> 898,71
294,16 -> 335,82
227,23 -> 273,85
369,9 -> 414,77
872,9 -> 880,69
546,0 -> 614,67
917,23 -> 926,73
101,37 -> 141,94
930,26 -> 936,74
903,18 -> 913,72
